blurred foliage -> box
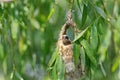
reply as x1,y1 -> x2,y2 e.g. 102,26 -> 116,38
0,0 -> 120,80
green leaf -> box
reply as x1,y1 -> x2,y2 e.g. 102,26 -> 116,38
30,19 -> 40,29
10,71 -> 14,79
98,29 -> 111,61
15,71 -> 24,80
113,1 -> 119,18
19,37 -> 28,53
48,48 -> 59,67
73,44 -> 80,66
80,46 -> 85,72
73,27 -> 88,42
115,16 -> 120,32
95,6 -> 106,19
11,19 -> 19,40
99,60 -> 106,77
77,0 -> 82,12
90,25 -> 98,51
112,56 -> 120,72
57,55 -> 65,80
47,8 -> 55,20
3,59 -> 7,74
52,63 -> 58,80
81,4 -> 87,27
0,43 -> 4,59
81,40 -> 97,66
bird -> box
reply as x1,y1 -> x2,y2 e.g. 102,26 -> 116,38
62,35 -> 72,45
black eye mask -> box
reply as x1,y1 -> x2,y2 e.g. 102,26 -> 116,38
65,35 -> 69,40
62,35 -> 69,40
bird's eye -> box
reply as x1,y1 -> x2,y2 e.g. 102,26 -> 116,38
65,35 -> 69,39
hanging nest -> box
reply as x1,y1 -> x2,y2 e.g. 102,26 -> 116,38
57,10 -> 85,80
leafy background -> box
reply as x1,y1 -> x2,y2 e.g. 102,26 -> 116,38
0,0 -> 120,80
